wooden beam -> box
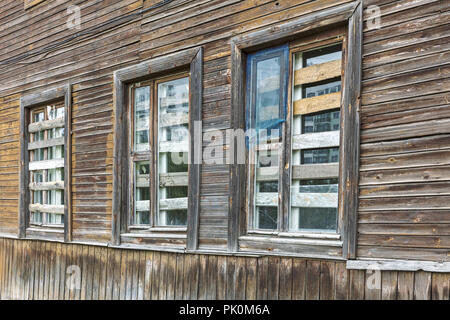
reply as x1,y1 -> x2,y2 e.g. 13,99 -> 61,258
159,172 -> 188,187
159,140 -> 189,153
295,59 -> 342,86
160,113 -> 189,127
256,192 -> 338,208
29,181 -> 64,191
256,167 -> 279,181
347,260 -> 450,273
292,131 -> 340,150
160,198 -> 188,211
341,2 -> 362,260
28,137 -> 64,150
28,118 -> 64,133
292,163 -> 339,180
29,159 -> 64,171
293,92 -> 341,115
29,204 -> 64,215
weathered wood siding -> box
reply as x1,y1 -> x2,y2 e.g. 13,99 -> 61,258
0,238 -> 448,300
0,0 -> 449,300
358,0 -> 450,261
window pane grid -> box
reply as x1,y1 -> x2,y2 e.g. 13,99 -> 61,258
28,103 -> 65,226
290,44 -> 342,233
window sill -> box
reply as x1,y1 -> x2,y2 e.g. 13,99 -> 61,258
240,235 -> 342,247
247,230 -> 341,240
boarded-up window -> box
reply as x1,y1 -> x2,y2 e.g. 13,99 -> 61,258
246,38 -> 344,234
28,102 -> 66,226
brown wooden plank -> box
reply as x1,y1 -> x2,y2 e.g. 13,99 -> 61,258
349,269 -> 365,300
431,273 -> 450,300
320,261 -> 335,300
381,271 -> 398,300
292,259 -> 307,300
279,258 -> 293,300
305,260 -> 321,300
397,271 -> 414,300
414,271 -> 432,300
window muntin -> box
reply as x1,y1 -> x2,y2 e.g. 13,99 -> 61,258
130,73 -> 190,229
246,42 -> 343,234
28,102 -> 66,226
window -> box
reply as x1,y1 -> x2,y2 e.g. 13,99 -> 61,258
229,2 -> 362,258
19,85 -> 71,241
129,74 -> 190,228
246,42 -> 343,234
29,103 -> 66,226
112,47 -> 202,250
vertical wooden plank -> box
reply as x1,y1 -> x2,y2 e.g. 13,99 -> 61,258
86,245 -> 95,300
175,253 -> 184,300
207,255 -> 218,300
0,239 -> 4,300
132,250 -> 140,300
292,259 -> 306,300
267,256 -> 280,300
58,243 -> 67,300
305,260 -> 320,300
397,271 -> 414,300
166,252 -> 177,300
158,252 -> 169,300
279,258 -> 293,300
431,273 -> 450,300
245,257 -> 257,300
48,242 -> 56,300
76,244 -> 84,300
189,254 -> 200,300
414,271 -> 432,300
235,257 -> 247,300
365,269 -> 381,300
80,245 -> 89,300
91,246 -> 100,300
334,262 -> 349,300
151,251 -> 161,300
182,254 -> 192,299
256,256 -> 268,300
38,241 -> 46,300
11,240 -> 18,299
216,255 -> 227,300
320,261 -> 335,300
98,246 -> 108,300
119,248 -> 128,300
111,248 -> 122,300
137,250 -> 146,300
105,247 -> 116,300
381,271 -> 398,300
143,251 -> 153,300
125,250 -> 134,300
197,254 -> 208,300
64,244 -> 73,300
53,243 -> 61,300
349,269 -> 365,300
226,256 -> 236,299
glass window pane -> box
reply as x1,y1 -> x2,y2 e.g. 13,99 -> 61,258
255,57 -> 281,136
157,77 -> 189,227
302,109 -> 340,133
301,148 -> 339,164
303,79 -> 341,98
303,44 -> 342,67
134,161 -> 150,225
134,86 -> 150,152
256,207 -> 277,230
298,207 -> 337,231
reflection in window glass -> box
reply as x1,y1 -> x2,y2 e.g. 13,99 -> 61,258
134,86 -> 150,152
303,44 -> 342,67
158,77 -> 189,226
301,148 -> 339,164
303,79 -> 341,98
302,110 -> 340,133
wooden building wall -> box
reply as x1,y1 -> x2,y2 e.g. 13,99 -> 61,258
358,0 -> 450,261
0,0 -> 449,299
0,238 -> 448,300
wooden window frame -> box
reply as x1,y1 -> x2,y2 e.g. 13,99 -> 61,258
229,2 -> 362,259
112,47 -> 203,250
19,85 -> 72,242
